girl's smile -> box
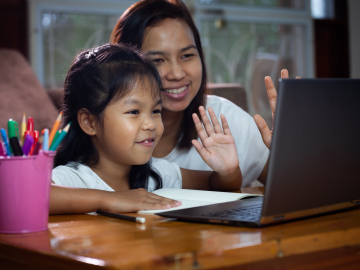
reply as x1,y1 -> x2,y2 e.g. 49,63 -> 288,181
136,137 -> 155,147
91,79 -> 164,167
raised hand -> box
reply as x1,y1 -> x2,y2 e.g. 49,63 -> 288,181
191,106 -> 239,175
254,69 -> 294,149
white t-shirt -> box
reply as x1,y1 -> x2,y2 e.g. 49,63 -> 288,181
52,158 -> 182,192
163,95 -> 269,187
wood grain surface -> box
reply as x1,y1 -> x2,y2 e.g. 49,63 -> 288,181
1,187 -> 360,270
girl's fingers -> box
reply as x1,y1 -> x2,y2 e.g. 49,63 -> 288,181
264,76 -> 277,117
143,201 -> 180,210
192,113 -> 209,143
207,107 -> 223,134
146,193 -> 181,206
220,114 -> 232,136
142,196 -> 182,210
198,106 -> 215,136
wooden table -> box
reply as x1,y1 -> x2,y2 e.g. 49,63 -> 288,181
1,187 -> 360,270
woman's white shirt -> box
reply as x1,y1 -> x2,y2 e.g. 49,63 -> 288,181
52,158 -> 182,192
163,95 -> 269,187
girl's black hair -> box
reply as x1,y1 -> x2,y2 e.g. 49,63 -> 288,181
111,0 -> 207,149
54,43 -> 163,190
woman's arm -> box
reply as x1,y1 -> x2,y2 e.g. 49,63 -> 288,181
181,167 -> 241,191
180,106 -> 242,191
50,184 -> 181,214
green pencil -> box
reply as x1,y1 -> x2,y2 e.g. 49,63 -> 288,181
49,122 -> 71,151
50,130 -> 61,150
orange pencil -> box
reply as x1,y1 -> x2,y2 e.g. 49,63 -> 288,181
49,111 -> 63,147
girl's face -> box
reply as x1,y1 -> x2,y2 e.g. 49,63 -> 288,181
94,79 -> 164,166
142,18 -> 202,113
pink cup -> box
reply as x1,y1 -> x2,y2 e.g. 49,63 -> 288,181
0,151 -> 55,233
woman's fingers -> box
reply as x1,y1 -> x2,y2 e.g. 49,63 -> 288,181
254,114 -> 271,149
207,107 -> 223,134
264,76 -> 277,118
220,114 -> 232,136
281,69 -> 289,79
192,113 -> 209,142
198,106 -> 215,136
192,139 -> 208,160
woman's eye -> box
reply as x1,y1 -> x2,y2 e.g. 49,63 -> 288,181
152,58 -> 164,65
182,54 -> 194,59
127,110 -> 139,115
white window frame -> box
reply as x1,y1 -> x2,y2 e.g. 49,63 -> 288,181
194,0 -> 315,78
28,0 -> 136,85
29,0 -> 315,84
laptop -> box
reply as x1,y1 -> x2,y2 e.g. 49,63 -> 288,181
157,79 -> 360,227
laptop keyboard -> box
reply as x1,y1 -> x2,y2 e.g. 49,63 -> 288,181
201,205 -> 262,221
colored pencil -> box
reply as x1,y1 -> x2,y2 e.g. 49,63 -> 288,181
49,111 -> 63,147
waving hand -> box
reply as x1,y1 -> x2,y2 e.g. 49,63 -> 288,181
191,106 -> 239,175
254,69 -> 301,149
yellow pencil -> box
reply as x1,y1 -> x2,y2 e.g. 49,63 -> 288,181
21,113 -> 26,146
49,111 -> 63,147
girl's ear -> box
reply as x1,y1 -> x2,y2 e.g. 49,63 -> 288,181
77,109 -> 98,136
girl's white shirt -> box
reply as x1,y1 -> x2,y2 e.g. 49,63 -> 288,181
162,95 -> 270,187
52,158 -> 182,192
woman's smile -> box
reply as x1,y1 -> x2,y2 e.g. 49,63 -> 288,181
142,18 -> 202,113
162,85 -> 189,100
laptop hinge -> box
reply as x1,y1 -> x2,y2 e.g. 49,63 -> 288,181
261,201 -> 356,225
352,200 -> 360,205
273,215 -> 285,221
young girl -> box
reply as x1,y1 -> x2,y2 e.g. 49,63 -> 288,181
50,44 -> 241,214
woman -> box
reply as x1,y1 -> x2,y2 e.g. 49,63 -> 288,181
110,0 -> 280,186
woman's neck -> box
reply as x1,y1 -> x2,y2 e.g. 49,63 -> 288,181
153,108 -> 184,158
89,157 -> 131,191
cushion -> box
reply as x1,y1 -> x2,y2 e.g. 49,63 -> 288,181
0,49 -> 58,134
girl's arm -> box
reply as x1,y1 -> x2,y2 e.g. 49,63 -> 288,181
50,184 -> 181,214
181,106 -> 242,191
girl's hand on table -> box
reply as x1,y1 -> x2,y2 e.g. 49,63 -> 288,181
191,106 -> 240,176
100,188 -> 181,213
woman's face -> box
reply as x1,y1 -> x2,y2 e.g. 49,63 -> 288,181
142,18 -> 202,113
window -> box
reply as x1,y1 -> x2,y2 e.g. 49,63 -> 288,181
195,0 -> 314,124
29,0 -> 135,88
30,0 -> 314,126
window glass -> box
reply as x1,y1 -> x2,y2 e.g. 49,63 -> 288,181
42,12 -> 117,88
201,19 -> 306,125
198,0 -> 306,9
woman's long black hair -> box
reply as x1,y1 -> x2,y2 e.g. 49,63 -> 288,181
111,0 -> 208,149
54,44 -> 163,190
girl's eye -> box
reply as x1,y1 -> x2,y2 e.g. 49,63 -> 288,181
152,109 -> 162,114
127,110 -> 139,115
